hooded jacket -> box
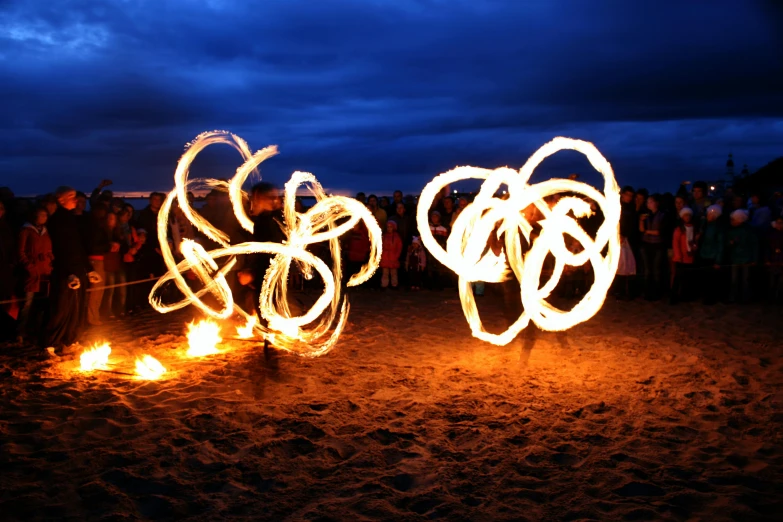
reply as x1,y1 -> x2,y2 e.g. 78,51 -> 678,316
699,220 -> 724,264
380,224 -> 403,269
18,223 -> 54,292
726,223 -> 758,265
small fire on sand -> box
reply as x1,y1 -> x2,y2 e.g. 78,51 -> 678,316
236,315 -> 257,339
80,343 -> 111,371
135,355 -> 166,380
187,319 -> 222,357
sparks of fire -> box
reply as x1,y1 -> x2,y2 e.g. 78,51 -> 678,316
148,131 -> 381,357
79,343 -> 111,371
236,315 -> 257,339
416,137 -> 621,346
187,319 -> 222,357
135,355 -> 166,380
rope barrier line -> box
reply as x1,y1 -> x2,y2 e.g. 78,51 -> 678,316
0,276 -> 159,306
0,262 -> 775,308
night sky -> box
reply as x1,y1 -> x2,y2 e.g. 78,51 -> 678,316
2,0 -> 782,196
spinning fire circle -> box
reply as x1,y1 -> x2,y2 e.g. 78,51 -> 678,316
149,131 -> 382,357
416,137 -> 621,346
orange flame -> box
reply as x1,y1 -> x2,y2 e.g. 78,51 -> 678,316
135,355 -> 166,380
236,315 -> 257,339
186,319 -> 222,357
79,343 -> 111,371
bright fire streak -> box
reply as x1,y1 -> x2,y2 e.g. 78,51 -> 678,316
236,315 -> 257,339
149,131 -> 381,357
135,355 -> 166,380
269,317 -> 300,338
79,343 -> 111,371
416,137 -> 621,346
186,320 -> 222,357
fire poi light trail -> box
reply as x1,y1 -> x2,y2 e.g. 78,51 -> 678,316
149,131 -> 382,357
416,137 -> 621,346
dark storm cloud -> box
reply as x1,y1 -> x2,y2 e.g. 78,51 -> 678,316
1,0 -> 781,195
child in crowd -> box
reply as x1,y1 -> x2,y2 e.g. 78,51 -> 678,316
380,220 -> 402,290
428,211 -> 449,290
406,236 -> 427,290
670,207 -> 697,304
101,212 -> 125,318
698,205 -> 724,305
16,207 -> 53,341
726,209 -> 757,303
344,221 -> 370,283
766,217 -> 783,303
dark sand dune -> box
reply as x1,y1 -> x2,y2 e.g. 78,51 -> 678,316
1,290 -> 781,521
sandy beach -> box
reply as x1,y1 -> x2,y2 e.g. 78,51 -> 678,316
1,288 -> 781,521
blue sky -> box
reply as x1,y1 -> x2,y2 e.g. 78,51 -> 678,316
1,0 -> 782,196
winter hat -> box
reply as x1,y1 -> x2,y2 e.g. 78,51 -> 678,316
411,236 -> 421,245
730,209 -> 749,224
706,205 -> 722,219
137,228 -> 148,236
386,220 -> 397,230
679,207 -> 693,218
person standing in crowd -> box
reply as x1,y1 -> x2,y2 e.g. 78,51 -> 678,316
427,210 -> 449,290
366,194 -> 387,231
639,194 -> 666,300
101,212 -> 125,319
380,220 -> 403,290
406,236 -> 427,291
136,192 -> 166,301
44,187 -> 99,350
385,191 -> 403,217
634,189 -> 649,215
379,196 -> 391,215
387,202 -> 414,285
689,181 -> 712,222
16,207 -> 53,341
726,209 -> 757,303
38,194 -> 58,218
344,220 -> 370,283
670,207 -> 697,304
86,207 -> 114,326
355,192 -> 366,206
198,190 -> 223,249
439,196 -> 456,233
169,203 -> 196,259
90,179 -> 113,210
74,192 -> 89,217
615,186 -> 638,300
698,205 -> 725,305
116,204 -> 137,315
748,192 -> 771,229
451,196 -> 469,229
766,217 -> 783,303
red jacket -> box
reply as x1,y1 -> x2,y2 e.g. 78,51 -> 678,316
380,232 -> 403,269
346,224 -> 370,263
18,224 -> 54,292
672,225 -> 696,264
